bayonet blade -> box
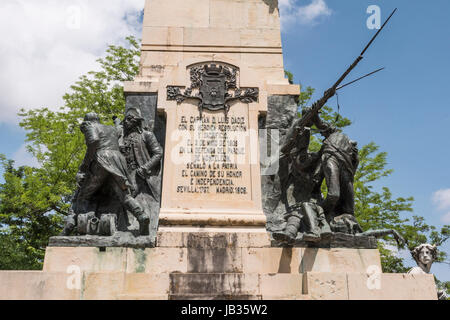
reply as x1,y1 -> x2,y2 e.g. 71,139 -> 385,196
361,8 -> 397,56
337,67 -> 385,91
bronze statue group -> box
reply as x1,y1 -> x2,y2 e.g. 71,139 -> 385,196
61,108 -> 162,238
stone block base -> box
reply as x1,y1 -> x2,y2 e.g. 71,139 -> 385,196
0,231 -> 438,300
0,271 -> 437,300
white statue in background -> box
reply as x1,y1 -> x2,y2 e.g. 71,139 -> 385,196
408,243 -> 437,275
408,244 -> 447,300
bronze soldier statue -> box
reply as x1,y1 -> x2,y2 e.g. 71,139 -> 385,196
118,108 -> 163,240
319,125 -> 359,220
273,110 -> 332,244
61,112 -> 150,236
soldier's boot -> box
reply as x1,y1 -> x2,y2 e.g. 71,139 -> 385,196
316,209 -> 332,238
137,214 -> 150,236
272,216 -> 301,245
302,203 -> 321,243
124,196 -> 150,236
320,220 -> 333,238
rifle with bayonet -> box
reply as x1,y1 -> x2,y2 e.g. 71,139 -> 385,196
280,8 -> 397,158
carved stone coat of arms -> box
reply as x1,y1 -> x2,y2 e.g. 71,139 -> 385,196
167,63 -> 259,115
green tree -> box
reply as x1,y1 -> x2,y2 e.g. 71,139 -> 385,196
0,36 -> 140,270
0,156 -> 61,269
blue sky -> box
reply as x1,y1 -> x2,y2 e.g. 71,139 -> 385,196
0,0 -> 449,281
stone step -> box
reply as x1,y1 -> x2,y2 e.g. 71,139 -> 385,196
0,271 -> 438,300
168,273 -> 307,298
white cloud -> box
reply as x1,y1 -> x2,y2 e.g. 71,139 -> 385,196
12,144 -> 40,168
432,189 -> 450,223
433,189 -> 450,210
0,0 -> 145,124
279,0 -> 332,30
442,212 -> 450,224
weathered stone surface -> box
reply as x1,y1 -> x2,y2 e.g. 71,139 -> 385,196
263,295 -> 312,300
303,272 -> 349,300
123,273 -> 171,296
43,244 -> 381,275
187,247 -> 243,273
347,273 -> 438,300
83,272 -> 126,300
156,229 -> 272,248
43,247 -> 127,273
300,248 -> 381,274
141,0 -> 286,82
0,271 -> 80,300
169,294 -> 262,300
76,272 -> 171,300
260,274 -> 303,297
118,294 -> 169,300
49,232 -> 156,249
0,265 -> 438,300
243,247 -> 381,274
169,273 -> 260,296
126,248 -> 188,274
243,247 -> 303,274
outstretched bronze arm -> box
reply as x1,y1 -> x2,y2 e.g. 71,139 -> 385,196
362,229 -> 406,247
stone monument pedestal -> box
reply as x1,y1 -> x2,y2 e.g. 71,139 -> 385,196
0,230 -> 438,300
0,1 -> 439,301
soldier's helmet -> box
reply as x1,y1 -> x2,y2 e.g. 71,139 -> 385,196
125,108 -> 144,120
